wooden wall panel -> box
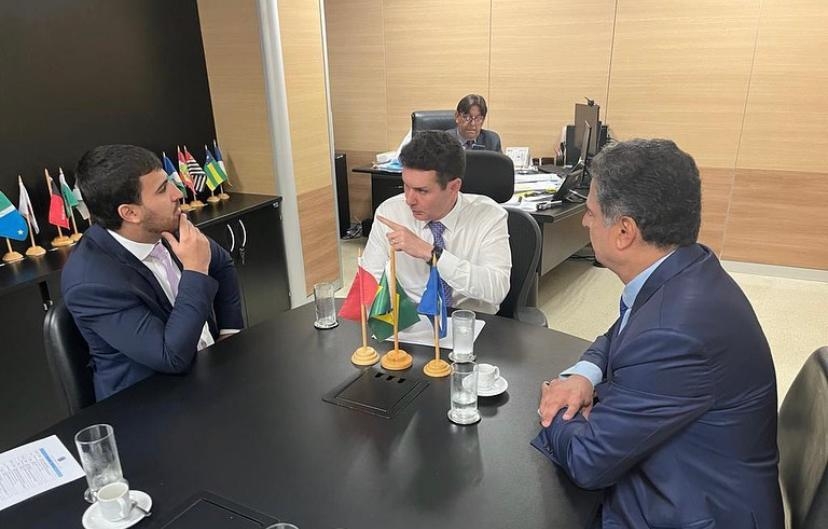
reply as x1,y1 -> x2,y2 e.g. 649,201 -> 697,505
489,0 -> 615,157
737,0 -> 828,172
325,0 -> 388,152
343,149 -> 376,221
383,0 -> 491,150
697,167 -> 734,255
298,186 -> 341,289
606,0 -> 759,168
198,0 -> 277,194
279,0 -> 340,292
722,169 -> 828,269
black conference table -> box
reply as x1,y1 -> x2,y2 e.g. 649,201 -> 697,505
2,303 -> 600,528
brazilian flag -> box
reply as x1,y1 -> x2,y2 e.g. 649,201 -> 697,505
368,271 -> 420,341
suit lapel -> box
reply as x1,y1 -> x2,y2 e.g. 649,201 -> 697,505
605,244 -> 710,380
85,225 -> 174,313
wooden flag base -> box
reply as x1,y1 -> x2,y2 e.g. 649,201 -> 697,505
380,348 -> 412,371
70,232 -> 83,242
180,203 -> 194,212
351,346 -> 379,366
189,200 -> 205,209
423,358 -> 451,378
51,236 -> 73,247
25,245 -> 46,257
207,195 -> 220,204
2,250 -> 24,263
218,192 -> 230,201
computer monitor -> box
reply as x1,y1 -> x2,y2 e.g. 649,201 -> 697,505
552,123 -> 591,202
574,102 -> 600,157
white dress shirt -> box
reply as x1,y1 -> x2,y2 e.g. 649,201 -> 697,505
362,192 -> 511,314
108,230 -> 214,351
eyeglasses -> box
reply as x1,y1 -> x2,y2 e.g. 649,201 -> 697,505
460,114 -> 485,124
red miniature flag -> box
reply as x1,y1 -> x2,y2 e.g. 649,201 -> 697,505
338,266 -> 379,321
47,175 -> 69,229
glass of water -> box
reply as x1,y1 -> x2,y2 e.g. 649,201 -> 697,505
448,361 -> 480,425
313,282 -> 338,329
450,310 -> 475,362
74,424 -> 125,504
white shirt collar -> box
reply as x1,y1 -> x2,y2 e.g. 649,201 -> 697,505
425,191 -> 464,234
107,229 -> 160,262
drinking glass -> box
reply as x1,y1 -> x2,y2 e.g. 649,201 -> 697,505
74,424 -> 124,504
450,310 -> 476,362
448,361 -> 480,425
313,282 -> 338,329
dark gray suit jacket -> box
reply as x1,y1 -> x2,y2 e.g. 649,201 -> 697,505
444,127 -> 502,152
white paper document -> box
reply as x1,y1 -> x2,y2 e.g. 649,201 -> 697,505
0,435 -> 85,511
385,314 -> 486,349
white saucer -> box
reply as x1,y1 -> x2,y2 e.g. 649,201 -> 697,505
464,376 -> 508,397
82,490 -> 152,529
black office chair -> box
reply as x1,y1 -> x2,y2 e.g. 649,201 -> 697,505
461,150 -> 547,327
778,346 -> 828,529
461,150 -> 515,202
43,299 -> 95,414
411,110 -> 456,136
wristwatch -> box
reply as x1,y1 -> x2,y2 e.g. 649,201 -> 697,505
429,245 -> 443,264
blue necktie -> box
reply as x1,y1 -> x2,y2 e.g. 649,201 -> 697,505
618,297 -> 629,334
427,220 -> 452,305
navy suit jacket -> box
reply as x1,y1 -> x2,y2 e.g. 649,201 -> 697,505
61,224 -> 244,401
532,244 -> 783,528
444,127 -> 502,152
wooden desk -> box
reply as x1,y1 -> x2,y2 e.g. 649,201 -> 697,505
352,165 -> 590,275
1,303 -> 600,528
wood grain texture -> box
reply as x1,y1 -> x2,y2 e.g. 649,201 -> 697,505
342,149 -> 376,221
606,0 -> 759,168
198,0 -> 277,194
737,0 -> 828,172
697,167 -> 735,255
383,0 -> 491,149
722,169 -> 828,269
325,0 -> 388,152
298,186 -> 341,293
279,0 -> 335,194
489,0 -> 615,157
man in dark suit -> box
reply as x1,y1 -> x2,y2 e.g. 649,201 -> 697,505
533,139 -> 783,528
62,145 -> 243,401
444,94 -> 502,152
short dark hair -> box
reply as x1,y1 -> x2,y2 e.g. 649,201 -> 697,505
399,130 -> 466,188
590,138 -> 701,248
456,94 -> 488,117
74,145 -> 163,230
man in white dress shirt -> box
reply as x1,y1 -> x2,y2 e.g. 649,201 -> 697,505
361,130 -> 511,314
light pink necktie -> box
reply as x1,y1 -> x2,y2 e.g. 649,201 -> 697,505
149,243 -> 180,298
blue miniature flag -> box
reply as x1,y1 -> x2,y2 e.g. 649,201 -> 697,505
0,190 -> 29,241
162,152 -> 186,193
417,265 -> 448,338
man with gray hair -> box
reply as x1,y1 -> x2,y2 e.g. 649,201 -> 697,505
533,139 -> 783,528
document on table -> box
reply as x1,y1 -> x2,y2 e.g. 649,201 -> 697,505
384,314 -> 485,349
0,435 -> 85,511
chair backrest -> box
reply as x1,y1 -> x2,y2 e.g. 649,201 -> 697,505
411,110 -> 456,136
43,299 -> 95,414
497,206 -> 541,319
461,150 -> 514,203
779,346 -> 828,529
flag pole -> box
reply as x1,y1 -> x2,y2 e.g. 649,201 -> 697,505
380,242 -> 412,370
23,214 -> 45,257
2,238 -> 24,263
423,254 -> 451,377
351,250 -> 378,366
45,170 -> 72,247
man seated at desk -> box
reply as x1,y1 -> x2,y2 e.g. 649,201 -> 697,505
444,94 -> 502,152
534,139 -> 783,528
362,130 -> 511,314
62,145 -> 244,400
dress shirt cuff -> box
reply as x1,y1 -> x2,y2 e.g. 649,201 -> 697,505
219,329 -> 240,336
559,361 -> 602,388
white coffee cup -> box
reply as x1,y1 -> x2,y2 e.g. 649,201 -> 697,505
477,363 -> 500,389
97,480 -> 132,522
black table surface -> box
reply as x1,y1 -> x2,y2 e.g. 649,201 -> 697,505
1,303 -> 600,528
